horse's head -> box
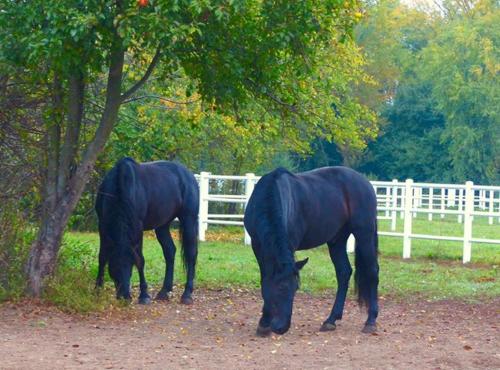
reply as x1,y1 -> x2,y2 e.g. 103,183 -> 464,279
261,258 -> 308,334
107,247 -> 136,300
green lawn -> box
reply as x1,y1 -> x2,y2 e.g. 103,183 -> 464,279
377,213 -> 499,264
58,222 -> 499,312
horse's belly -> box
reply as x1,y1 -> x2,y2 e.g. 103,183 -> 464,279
298,226 -> 343,249
299,235 -> 328,249
142,205 -> 178,230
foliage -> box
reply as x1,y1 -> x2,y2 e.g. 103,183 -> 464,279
419,6 -> 500,183
359,81 -> 448,181
0,206 -> 35,301
43,237 -> 118,312
354,0 -> 499,183
355,0 -> 437,110
106,37 -> 377,173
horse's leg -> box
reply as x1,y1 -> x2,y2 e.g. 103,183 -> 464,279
252,239 -> 272,337
320,232 -> 352,332
154,223 -> 176,300
95,230 -> 109,289
352,228 -> 379,334
179,213 -> 198,305
137,236 -> 151,304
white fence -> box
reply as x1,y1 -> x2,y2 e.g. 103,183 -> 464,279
195,172 -> 500,264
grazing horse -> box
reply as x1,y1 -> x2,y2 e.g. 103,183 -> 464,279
95,157 -> 199,305
244,166 -> 379,335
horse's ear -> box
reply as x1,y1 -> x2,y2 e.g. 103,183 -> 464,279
295,258 -> 309,271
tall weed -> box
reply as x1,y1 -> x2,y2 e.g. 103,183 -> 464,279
0,206 -> 33,301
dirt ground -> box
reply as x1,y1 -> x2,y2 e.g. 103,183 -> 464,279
0,290 -> 498,370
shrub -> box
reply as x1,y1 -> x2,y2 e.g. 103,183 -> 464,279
43,237 -> 118,312
0,205 -> 34,301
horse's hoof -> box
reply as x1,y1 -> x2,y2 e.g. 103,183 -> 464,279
256,325 -> 272,337
138,296 -> 152,305
155,291 -> 171,301
319,322 -> 336,332
180,296 -> 193,305
117,295 -> 132,303
362,324 -> 377,334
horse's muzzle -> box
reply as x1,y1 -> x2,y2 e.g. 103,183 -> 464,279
271,318 -> 291,335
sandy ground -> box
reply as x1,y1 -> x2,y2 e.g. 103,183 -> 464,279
0,290 -> 498,370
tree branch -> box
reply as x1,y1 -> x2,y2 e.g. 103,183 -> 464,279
57,71 -> 85,196
121,46 -> 162,102
122,94 -> 200,105
245,78 -> 298,113
45,75 -> 62,210
64,41 -> 126,214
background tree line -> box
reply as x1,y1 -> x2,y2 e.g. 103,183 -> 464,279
304,0 -> 499,184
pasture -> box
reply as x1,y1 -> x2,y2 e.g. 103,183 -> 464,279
53,219 -> 499,310
0,222 -> 498,369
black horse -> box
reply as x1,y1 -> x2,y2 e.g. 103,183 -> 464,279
95,157 -> 199,305
244,166 -> 379,335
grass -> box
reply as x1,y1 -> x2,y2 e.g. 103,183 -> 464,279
57,217 -> 499,313
377,212 -> 500,264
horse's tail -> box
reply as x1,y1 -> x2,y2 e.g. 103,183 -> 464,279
354,221 -> 379,307
178,214 -> 198,271
178,175 -> 199,272
116,157 -> 141,245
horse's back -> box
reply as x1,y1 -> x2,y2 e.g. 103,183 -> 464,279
298,167 -> 376,210
245,166 -> 376,250
295,166 -> 377,227
137,161 -> 198,228
140,160 -> 196,185
139,161 -> 197,198
97,159 -> 198,231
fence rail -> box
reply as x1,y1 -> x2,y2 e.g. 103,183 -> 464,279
195,172 -> 500,263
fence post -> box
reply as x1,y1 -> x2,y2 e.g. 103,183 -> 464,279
391,179 -> 398,231
384,186 -> 390,218
428,187 -> 433,221
400,185 -> 405,220
457,188 -> 464,223
198,172 -> 210,241
447,188 -> 456,207
440,188 -> 445,219
403,179 -> 413,259
462,181 -> 474,264
347,234 -> 355,253
413,187 -> 419,218
479,189 -> 486,210
488,190 -> 494,225
244,173 -> 256,245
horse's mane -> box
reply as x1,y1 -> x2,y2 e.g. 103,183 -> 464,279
98,157 -> 142,259
256,168 -> 295,276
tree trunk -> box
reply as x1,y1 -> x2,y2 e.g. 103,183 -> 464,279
26,180 -> 89,295
26,44 -> 126,296
26,206 -> 66,295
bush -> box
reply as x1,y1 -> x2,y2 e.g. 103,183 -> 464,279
43,237 -> 119,312
0,206 -> 34,301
